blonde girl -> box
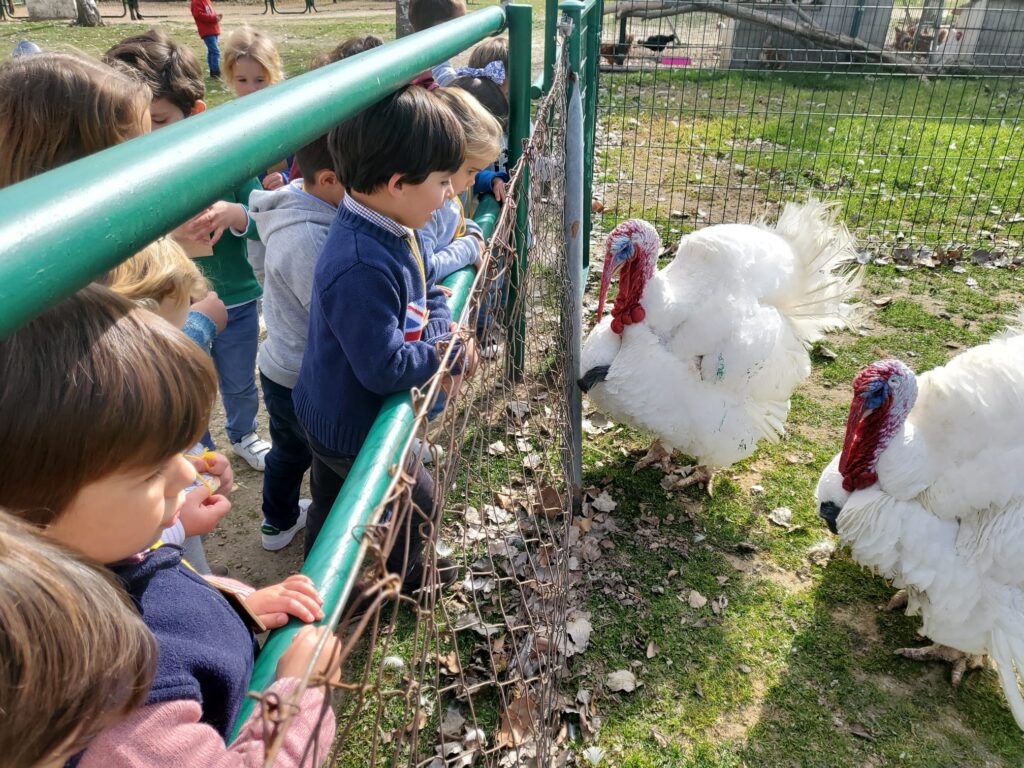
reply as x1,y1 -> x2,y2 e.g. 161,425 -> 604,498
418,87 -> 503,281
222,27 -> 289,190
0,52 -> 150,188
0,512 -> 156,768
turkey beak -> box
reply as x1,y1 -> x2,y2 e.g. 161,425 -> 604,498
578,365 -> 610,393
818,501 -> 842,535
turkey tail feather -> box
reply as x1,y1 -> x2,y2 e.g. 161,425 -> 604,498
991,629 -> 1024,730
766,198 -> 864,345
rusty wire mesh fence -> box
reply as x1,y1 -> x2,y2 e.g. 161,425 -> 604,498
595,0 -> 1024,266
251,47 -> 585,768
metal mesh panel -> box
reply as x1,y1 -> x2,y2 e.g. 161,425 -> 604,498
595,0 -> 1024,262
247,47 -> 576,768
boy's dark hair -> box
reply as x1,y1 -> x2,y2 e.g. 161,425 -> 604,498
450,75 -> 509,128
295,134 -> 334,181
310,34 -> 385,69
468,37 -> 508,70
329,86 -> 464,194
104,29 -> 205,116
408,0 -> 466,32
0,284 -> 217,523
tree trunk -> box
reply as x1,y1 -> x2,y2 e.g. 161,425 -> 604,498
74,0 -> 103,26
396,0 -> 413,38
608,0 -> 928,73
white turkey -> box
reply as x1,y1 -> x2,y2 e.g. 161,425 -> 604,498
815,322 -> 1024,728
578,200 -> 861,485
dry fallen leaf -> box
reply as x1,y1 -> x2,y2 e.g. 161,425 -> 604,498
566,612 -> 593,656
535,485 -> 564,518
768,506 -> 793,528
646,641 -> 659,659
591,490 -> 617,513
605,669 -> 637,692
688,589 -> 708,609
506,400 -> 531,420
523,453 -> 544,471
440,706 -> 465,738
496,692 -> 537,748
487,440 -> 507,456
651,726 -> 669,747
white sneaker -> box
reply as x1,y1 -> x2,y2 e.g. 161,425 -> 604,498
232,432 -> 271,471
412,437 -> 444,465
261,499 -> 310,551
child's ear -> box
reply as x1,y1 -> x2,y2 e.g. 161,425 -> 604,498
316,169 -> 339,187
190,100 -> 208,116
387,172 -> 405,195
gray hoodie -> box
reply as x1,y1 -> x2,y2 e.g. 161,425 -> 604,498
250,179 -> 338,389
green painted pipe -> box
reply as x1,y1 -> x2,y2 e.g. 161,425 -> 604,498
583,0 -> 603,273
504,3 -> 534,382
232,195 -> 501,733
0,8 -> 506,338
533,0 -> 561,97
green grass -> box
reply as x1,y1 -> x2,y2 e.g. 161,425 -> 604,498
574,262 -> 1024,767
597,69 -> 1024,249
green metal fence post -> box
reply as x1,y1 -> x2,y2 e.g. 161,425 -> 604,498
504,3 -> 533,383
583,0 -> 602,276
532,0 -> 561,97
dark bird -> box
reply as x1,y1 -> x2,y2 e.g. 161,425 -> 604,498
600,35 -> 633,66
640,34 -> 677,53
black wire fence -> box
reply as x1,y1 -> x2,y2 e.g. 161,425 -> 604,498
595,0 -> 1024,264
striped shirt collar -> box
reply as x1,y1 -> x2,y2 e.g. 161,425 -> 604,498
343,194 -> 411,240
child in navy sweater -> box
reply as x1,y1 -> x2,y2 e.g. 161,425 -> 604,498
293,86 -> 477,586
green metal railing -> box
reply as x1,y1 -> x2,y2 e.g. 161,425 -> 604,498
0,8 -> 506,338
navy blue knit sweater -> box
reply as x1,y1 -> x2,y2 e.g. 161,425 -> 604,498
293,204 -> 452,456
110,546 -> 257,740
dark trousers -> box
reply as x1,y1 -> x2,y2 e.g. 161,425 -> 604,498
305,434 -> 438,577
259,373 -> 312,530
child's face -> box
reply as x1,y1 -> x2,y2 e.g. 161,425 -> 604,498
231,57 -> 270,97
47,454 -> 196,564
393,170 -> 454,229
451,154 -> 492,196
149,98 -> 206,130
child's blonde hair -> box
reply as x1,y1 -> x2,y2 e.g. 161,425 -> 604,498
0,52 -> 150,189
101,238 -> 209,311
0,512 -> 156,767
433,87 -> 503,162
222,27 -> 285,85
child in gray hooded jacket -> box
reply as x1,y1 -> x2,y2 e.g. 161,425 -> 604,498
249,134 -> 344,551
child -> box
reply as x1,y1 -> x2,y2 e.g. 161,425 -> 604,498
468,36 -> 509,96
310,33 -> 384,69
0,285 -> 341,766
109,31 -> 273,471
0,512 -> 156,768
292,87 -> 477,580
222,27 -> 291,192
105,29 -> 206,128
102,238 -> 234,574
191,0 -> 223,78
249,135 -> 343,551
449,70 -> 510,202
408,0 -> 466,87
418,87 -> 502,282
0,52 -> 150,188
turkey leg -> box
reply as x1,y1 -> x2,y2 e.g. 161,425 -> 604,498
895,643 -> 987,687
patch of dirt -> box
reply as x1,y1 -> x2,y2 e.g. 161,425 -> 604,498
832,604 -> 882,645
93,0 -> 394,24
724,551 -> 807,595
706,675 -> 769,743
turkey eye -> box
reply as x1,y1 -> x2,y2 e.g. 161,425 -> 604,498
888,376 -> 900,388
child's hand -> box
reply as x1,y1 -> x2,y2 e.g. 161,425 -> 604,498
189,451 -> 234,496
191,291 -> 228,332
262,172 -> 286,190
182,201 -> 249,246
438,285 -> 453,298
461,335 -> 479,379
492,177 -> 507,203
179,485 -> 232,537
276,625 -> 342,685
470,233 -> 485,269
246,574 -> 325,629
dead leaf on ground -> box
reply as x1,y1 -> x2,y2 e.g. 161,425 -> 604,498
496,692 -> 538,748
534,485 -> 564,518
688,589 -> 708,609
847,723 -> 876,741
651,726 -> 669,747
768,506 -> 793,528
436,649 -> 462,676
507,401 -> 531,421
523,453 -> 544,471
488,440 -> 507,456
606,669 -> 637,692
440,706 -> 465,738
646,641 -> 659,659
591,490 -> 617,513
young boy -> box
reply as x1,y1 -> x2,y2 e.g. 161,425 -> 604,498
408,0 -> 466,87
293,86 -> 476,586
107,31 -> 273,472
249,135 -> 343,551
191,0 -> 223,78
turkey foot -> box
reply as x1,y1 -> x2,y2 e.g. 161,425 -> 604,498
895,643 -> 986,687
634,440 -> 673,473
886,589 -> 909,611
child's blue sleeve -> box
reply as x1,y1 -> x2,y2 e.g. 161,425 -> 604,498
432,60 -> 458,86
474,169 -> 511,197
431,236 -> 482,282
183,310 -> 217,351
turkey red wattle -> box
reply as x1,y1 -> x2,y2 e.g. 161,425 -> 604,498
596,220 -> 660,335
609,261 -> 648,334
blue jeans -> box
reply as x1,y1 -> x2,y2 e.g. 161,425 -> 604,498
211,300 -> 259,444
260,372 -> 311,530
202,34 -> 221,77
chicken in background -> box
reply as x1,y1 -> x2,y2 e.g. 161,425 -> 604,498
600,34 -> 633,66
578,200 -> 862,490
640,33 -> 677,53
816,320 -> 1024,729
